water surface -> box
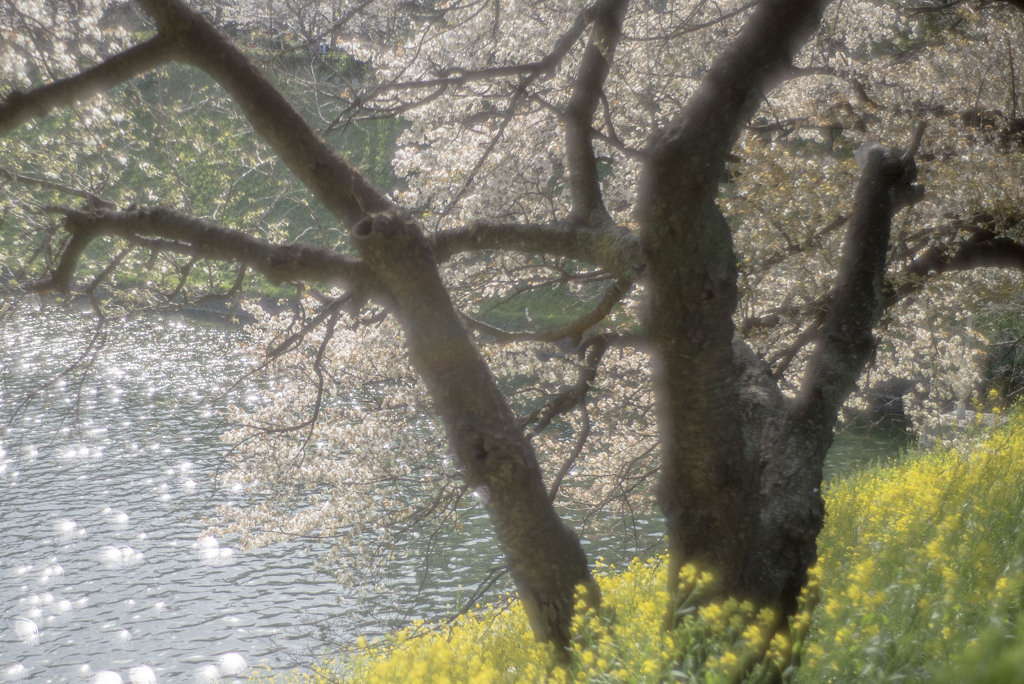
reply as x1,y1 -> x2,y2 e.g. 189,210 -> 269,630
0,303 -> 372,681
0,300 -> 907,681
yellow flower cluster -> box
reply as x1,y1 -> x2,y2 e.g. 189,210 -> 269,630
254,410 -> 1024,683
251,553 -> 819,684
798,410 -> 1024,682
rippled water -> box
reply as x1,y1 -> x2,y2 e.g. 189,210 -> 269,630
0,300 -> 662,682
0,301 -> 374,681
0,299 -> 903,682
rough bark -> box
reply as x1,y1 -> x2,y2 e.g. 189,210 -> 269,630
142,0 -> 597,645
888,231 -> 1024,306
34,206 -> 381,294
638,0 -> 831,614
564,0 -> 629,222
352,211 -> 596,647
135,0 -> 391,227
749,140 -> 925,613
0,36 -> 176,134
431,218 -> 645,281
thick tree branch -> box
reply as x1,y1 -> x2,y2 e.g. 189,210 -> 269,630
887,228 -> 1024,306
432,219 -> 645,281
639,0 -> 830,611
33,206 -> 381,294
921,235 -> 1024,269
136,0 -> 392,227
351,209 -> 596,647
796,125 -> 925,421
0,35 -> 176,135
31,227 -> 96,294
564,0 -> 629,221
649,0 -> 830,190
1,1 -> 394,254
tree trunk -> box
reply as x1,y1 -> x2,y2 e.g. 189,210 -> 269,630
642,180 -> 757,607
748,140 -> 925,613
639,0 -> 832,616
646,127 -> 923,627
352,210 -> 595,647
131,0 -> 597,647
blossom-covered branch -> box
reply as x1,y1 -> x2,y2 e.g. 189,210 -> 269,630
0,35 -> 175,135
35,205 -> 380,294
564,0 -> 629,220
135,0 -> 392,227
432,219 -> 644,281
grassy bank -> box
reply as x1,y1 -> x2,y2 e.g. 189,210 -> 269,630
257,410 -> 1024,683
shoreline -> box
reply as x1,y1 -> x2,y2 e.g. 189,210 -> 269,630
3,289 -> 295,327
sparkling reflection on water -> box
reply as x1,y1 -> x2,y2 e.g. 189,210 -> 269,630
0,301 -> 663,682
1,300 -> 900,681
0,302 -> 369,681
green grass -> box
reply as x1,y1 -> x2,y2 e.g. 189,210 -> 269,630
252,410 -> 1024,683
